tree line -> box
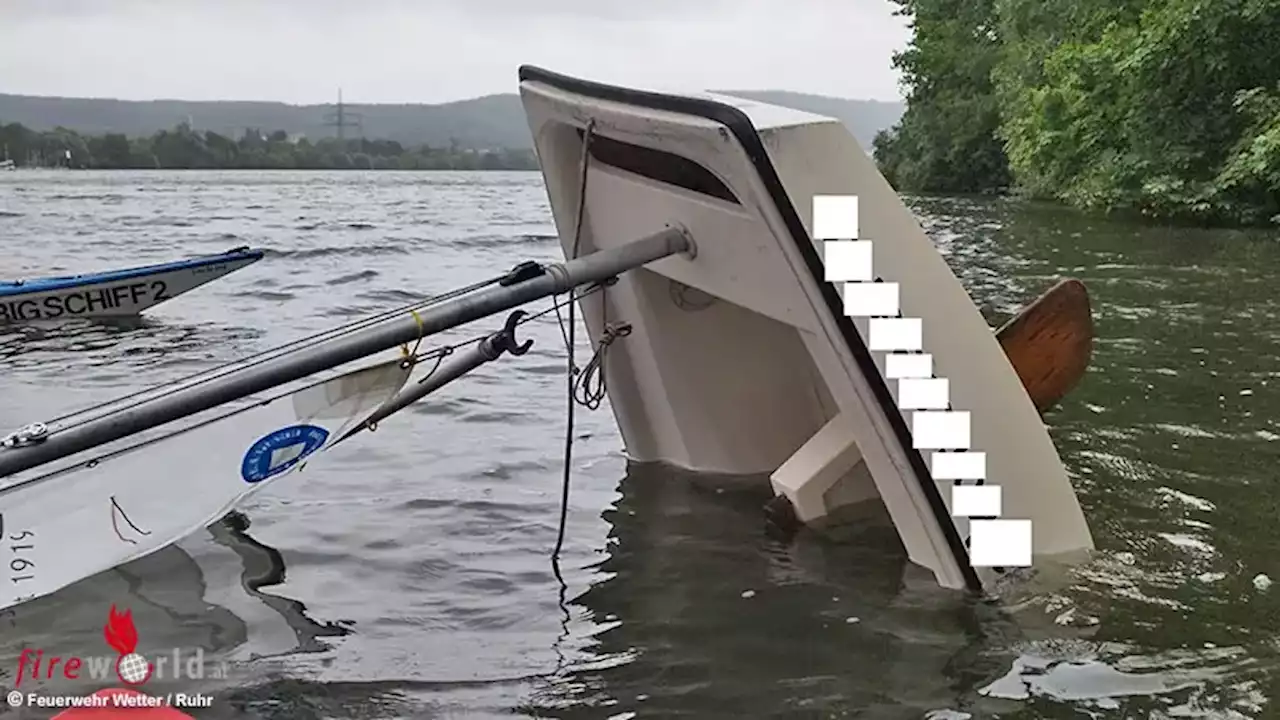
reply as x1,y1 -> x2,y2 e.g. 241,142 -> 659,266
0,121 -> 539,171
873,0 -> 1280,226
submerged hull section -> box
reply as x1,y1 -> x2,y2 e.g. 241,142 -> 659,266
519,66 -> 1093,592
0,247 -> 264,322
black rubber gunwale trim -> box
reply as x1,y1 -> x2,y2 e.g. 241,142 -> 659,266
518,64 -> 982,594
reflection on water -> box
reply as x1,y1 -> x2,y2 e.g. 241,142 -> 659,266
0,315 -> 265,405
209,512 -> 354,659
0,511 -> 430,719
527,458 -> 1274,719
208,516 -> 433,720
0,534 -> 245,720
525,463 -> 1027,718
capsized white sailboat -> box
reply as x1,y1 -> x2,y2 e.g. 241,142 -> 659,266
0,65 -> 1094,614
517,66 -> 1093,593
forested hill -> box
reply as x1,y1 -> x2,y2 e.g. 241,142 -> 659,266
0,94 -> 531,150
0,91 -> 903,152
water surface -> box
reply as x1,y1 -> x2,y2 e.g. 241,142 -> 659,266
0,172 -> 1277,719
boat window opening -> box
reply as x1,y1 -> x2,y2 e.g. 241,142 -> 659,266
577,129 -> 741,205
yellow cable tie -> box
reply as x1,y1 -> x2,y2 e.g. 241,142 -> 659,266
400,309 -> 426,360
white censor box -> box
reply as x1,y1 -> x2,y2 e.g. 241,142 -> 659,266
813,194 -> 1032,571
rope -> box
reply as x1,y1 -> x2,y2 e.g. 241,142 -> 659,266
367,285 -> 610,384
574,323 -> 630,410
0,273 -> 611,457
552,298 -> 630,411
551,120 -> 597,585
1,288 -> 607,486
30,274 -> 505,432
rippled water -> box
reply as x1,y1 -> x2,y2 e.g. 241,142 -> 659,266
0,171 -> 1278,719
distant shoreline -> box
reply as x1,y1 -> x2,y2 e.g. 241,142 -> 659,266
0,121 -> 540,172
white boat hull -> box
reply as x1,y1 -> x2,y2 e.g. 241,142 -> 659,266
519,67 -> 1093,593
0,358 -> 411,612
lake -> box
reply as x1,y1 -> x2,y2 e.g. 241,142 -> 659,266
0,170 -> 1277,719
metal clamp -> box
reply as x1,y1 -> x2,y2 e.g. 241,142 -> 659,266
493,310 -> 534,356
499,261 -> 545,287
1,422 -> 50,448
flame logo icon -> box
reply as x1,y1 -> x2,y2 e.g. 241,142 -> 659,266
103,604 -> 153,685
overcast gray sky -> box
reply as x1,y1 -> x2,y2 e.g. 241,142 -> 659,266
0,0 -> 910,104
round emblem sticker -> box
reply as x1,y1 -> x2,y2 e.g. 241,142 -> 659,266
241,424 -> 330,483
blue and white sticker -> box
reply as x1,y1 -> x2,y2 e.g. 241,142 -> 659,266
241,424 -> 330,483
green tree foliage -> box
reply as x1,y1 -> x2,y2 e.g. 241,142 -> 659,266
873,0 -> 1012,194
0,121 -> 539,171
876,0 -> 1280,226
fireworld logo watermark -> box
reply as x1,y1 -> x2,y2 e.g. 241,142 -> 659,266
13,605 -> 228,687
